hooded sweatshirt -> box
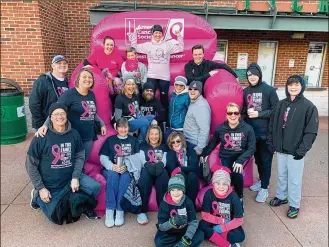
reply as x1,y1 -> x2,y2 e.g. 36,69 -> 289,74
183,95 -> 211,154
29,72 -> 68,129
139,94 -> 166,122
184,59 -> 238,87
202,120 -> 256,165
242,63 -> 279,139
26,121 -> 85,192
168,88 -> 190,130
157,192 -> 198,240
267,75 -> 319,156
130,32 -> 184,81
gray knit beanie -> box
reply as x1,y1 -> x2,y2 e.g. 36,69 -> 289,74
168,174 -> 185,193
212,168 -> 231,186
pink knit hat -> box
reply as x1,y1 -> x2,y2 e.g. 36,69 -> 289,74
212,167 -> 231,186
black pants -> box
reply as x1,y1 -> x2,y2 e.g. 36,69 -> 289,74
221,156 -> 244,198
254,139 -> 273,189
154,229 -> 204,247
138,168 -> 169,213
147,78 -> 170,110
199,220 -> 245,244
181,171 -> 199,207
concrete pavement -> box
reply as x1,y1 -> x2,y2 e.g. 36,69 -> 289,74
1,117 -> 328,247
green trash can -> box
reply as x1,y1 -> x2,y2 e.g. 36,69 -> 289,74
1,78 -> 27,145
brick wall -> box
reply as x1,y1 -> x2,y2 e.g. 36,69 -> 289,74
1,0 -> 327,95
1,0 -> 45,94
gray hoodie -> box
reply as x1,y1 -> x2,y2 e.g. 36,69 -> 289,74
183,95 -> 211,154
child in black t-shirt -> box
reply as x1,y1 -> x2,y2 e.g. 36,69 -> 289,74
155,174 -> 204,247
199,168 -> 245,247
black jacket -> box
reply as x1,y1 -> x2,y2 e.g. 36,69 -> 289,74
50,186 -> 98,225
29,72 -> 68,129
242,63 -> 279,139
166,149 -> 199,176
202,120 -> 256,165
139,94 -> 166,122
267,75 -> 319,156
184,59 -> 237,87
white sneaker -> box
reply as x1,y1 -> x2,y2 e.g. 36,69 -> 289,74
230,243 -> 241,247
137,213 -> 148,225
105,209 -> 115,228
255,188 -> 269,203
249,180 -> 261,192
115,210 -> 124,226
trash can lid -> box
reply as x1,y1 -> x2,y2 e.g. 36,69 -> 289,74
1,78 -> 24,96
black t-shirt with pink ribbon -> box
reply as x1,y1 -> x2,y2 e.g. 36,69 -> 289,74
202,120 -> 256,165
58,88 -> 97,141
99,135 -> 139,164
202,188 -> 243,221
114,93 -> 139,119
140,143 -> 167,163
27,128 -> 84,192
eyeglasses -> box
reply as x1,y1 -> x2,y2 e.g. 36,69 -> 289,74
171,139 -> 182,144
52,112 -> 66,117
227,112 -> 240,116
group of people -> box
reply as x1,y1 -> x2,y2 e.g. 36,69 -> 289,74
27,24 -> 319,247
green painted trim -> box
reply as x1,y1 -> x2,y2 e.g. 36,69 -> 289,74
291,0 -> 303,13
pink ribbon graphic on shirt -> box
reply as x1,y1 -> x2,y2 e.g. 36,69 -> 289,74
170,209 -> 177,217
57,87 -> 63,96
148,150 -> 157,163
81,101 -> 92,117
52,144 -> 63,165
247,94 -> 256,108
114,144 -> 124,158
128,103 -> 135,116
212,201 -> 220,216
146,111 -> 151,115
224,133 -> 233,148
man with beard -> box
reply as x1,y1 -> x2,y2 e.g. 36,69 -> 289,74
139,81 -> 166,133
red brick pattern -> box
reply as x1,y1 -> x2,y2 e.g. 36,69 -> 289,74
1,0 -> 328,95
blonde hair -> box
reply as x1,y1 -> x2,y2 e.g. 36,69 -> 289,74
167,132 -> 187,150
146,125 -> 163,146
226,102 -> 240,112
122,79 -> 139,95
125,47 -> 136,54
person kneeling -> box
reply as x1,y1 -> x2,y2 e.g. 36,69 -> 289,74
199,168 -> 245,247
154,174 -> 204,247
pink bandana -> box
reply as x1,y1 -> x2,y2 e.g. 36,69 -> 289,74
125,59 -> 139,72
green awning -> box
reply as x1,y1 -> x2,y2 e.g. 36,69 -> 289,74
89,2 -> 328,32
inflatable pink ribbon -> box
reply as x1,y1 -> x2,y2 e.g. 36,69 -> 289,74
52,144 -> 63,165
128,103 -> 135,116
147,149 -> 157,163
81,101 -> 92,117
114,144 -> 124,157
224,133 -> 233,148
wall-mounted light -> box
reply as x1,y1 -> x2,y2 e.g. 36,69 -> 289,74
291,33 -> 305,39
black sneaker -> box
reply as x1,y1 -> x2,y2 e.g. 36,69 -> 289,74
30,188 -> 40,210
82,209 -> 100,220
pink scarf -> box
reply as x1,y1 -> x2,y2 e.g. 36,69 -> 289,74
125,59 -> 139,72
174,148 -> 186,166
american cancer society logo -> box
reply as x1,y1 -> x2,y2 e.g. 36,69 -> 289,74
125,18 -> 184,45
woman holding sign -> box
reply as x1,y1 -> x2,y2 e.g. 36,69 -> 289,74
130,24 -> 184,110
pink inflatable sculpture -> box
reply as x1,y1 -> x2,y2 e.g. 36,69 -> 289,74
70,11 -> 252,215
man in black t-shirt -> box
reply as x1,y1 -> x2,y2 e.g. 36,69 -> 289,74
26,102 -> 101,222
29,55 -> 69,130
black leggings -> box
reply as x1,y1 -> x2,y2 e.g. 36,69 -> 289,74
254,139 -> 273,189
221,156 -> 244,198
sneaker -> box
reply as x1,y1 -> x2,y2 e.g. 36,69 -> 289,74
105,209 -> 115,228
230,243 -> 241,247
287,206 -> 299,219
30,188 -> 40,210
249,180 -> 261,192
240,198 -> 244,215
269,197 -> 288,207
255,188 -> 269,203
115,210 -> 124,226
82,209 -> 100,220
137,213 -> 148,225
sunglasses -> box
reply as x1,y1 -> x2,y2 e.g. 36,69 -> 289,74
227,112 -> 240,116
171,139 -> 182,144
188,88 -> 199,91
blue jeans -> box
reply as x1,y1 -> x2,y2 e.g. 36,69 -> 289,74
129,115 -> 155,142
36,174 -> 101,223
102,170 -> 131,211
147,78 -> 170,110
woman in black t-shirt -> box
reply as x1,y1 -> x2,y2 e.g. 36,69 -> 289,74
114,75 -> 156,143
36,68 -> 107,160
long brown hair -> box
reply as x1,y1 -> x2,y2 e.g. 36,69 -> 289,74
75,68 -> 95,89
